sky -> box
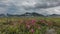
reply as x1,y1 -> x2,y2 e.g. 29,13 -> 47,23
0,0 -> 60,15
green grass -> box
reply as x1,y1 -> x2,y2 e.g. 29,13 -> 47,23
0,17 -> 60,34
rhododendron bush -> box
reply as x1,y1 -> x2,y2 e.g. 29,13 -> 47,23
0,17 -> 60,34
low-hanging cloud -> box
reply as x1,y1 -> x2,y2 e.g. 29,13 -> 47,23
0,0 -> 60,15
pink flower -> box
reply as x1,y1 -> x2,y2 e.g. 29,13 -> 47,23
31,20 -> 36,25
30,29 -> 34,34
31,20 -> 36,23
26,24 -> 30,29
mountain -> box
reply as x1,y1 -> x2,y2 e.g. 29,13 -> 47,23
20,12 -> 44,17
7,13 -> 21,17
47,14 -> 60,17
32,12 -> 44,16
6,12 -> 44,17
0,14 -> 6,17
0,12 -> 60,17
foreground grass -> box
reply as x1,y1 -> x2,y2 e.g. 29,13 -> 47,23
0,17 -> 60,34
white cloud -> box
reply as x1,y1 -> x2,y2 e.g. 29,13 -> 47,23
45,6 -> 60,14
0,0 -> 60,15
0,8 -> 7,14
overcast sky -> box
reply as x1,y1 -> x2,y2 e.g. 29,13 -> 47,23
0,0 -> 60,15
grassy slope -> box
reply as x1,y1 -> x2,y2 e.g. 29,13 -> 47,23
0,17 -> 60,34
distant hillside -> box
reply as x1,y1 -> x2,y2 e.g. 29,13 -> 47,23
47,14 -> 60,17
0,14 -> 6,17
20,12 -> 44,17
7,12 -> 44,17
0,13 -> 60,17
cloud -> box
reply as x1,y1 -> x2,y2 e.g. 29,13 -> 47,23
0,0 -> 60,15
44,6 -> 60,14
20,0 -> 60,10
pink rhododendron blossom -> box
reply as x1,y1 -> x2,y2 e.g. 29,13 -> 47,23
31,29 -> 34,33
26,24 -> 30,29
31,20 -> 36,25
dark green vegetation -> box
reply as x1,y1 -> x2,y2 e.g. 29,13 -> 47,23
0,17 -> 60,34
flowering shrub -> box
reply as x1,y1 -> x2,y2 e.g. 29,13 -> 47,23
0,18 -> 60,34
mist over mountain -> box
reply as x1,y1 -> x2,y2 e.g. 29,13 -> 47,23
0,0 -> 60,15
